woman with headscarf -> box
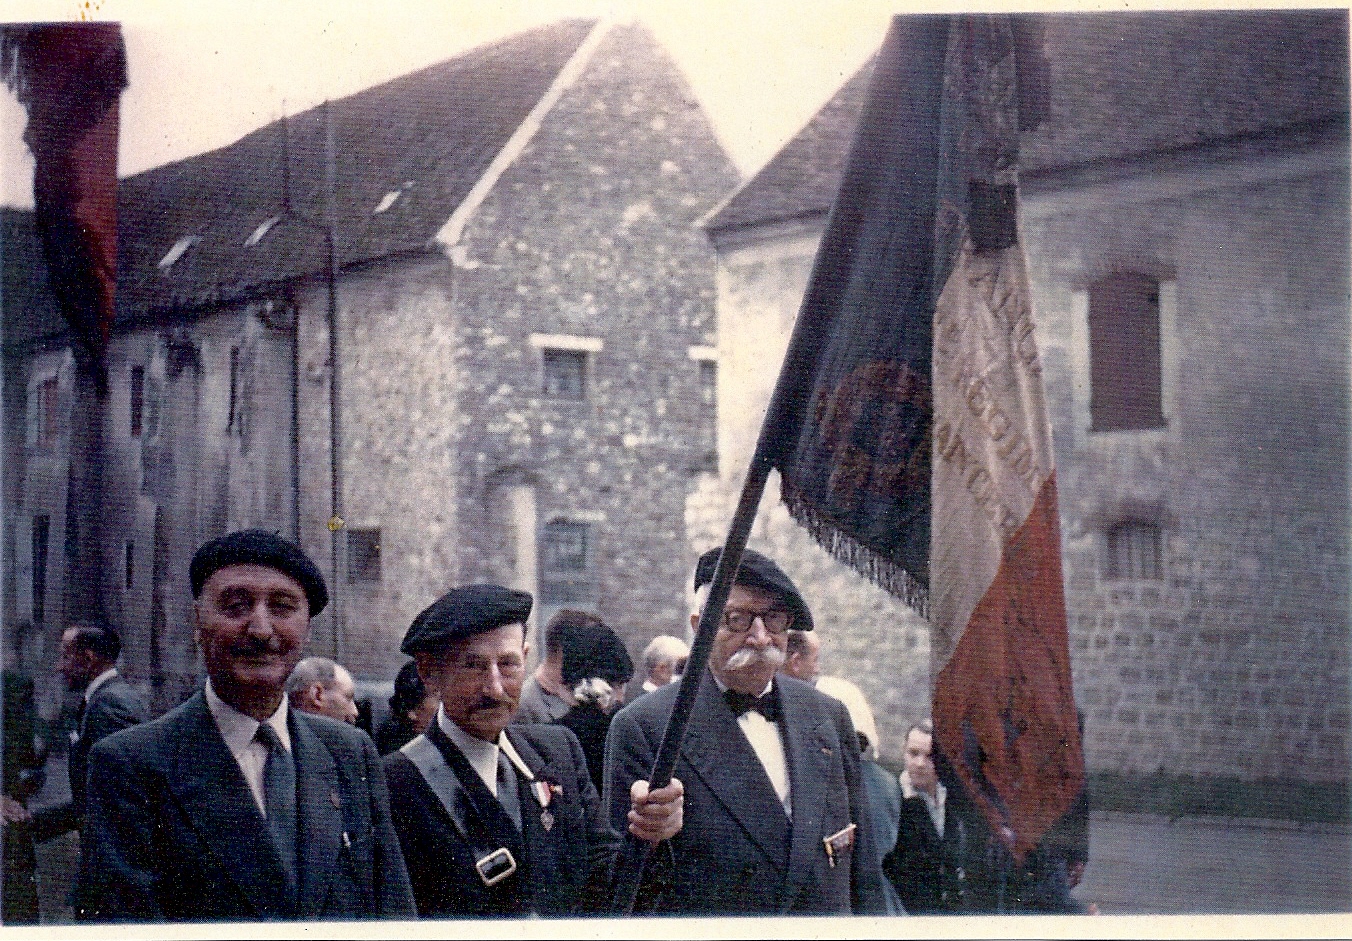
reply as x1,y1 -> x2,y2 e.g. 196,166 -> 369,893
554,613 -> 634,793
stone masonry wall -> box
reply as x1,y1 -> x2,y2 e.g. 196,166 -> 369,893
705,138 -> 1349,781
440,22 -> 740,659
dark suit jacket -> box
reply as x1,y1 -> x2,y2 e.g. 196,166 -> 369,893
883,788 -> 970,914
603,672 -> 890,915
74,690 -> 415,922
34,672 -> 147,841
385,721 -> 619,918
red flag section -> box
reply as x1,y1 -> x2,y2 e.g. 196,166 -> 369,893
759,13 -> 1082,868
929,236 -> 1083,864
1,23 -> 126,377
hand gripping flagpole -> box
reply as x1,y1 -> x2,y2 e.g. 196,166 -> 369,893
608,440 -> 774,912
606,21 -> 926,913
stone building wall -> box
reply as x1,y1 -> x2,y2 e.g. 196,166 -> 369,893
1025,140 -> 1350,781
702,133 -> 1349,780
442,21 -> 738,656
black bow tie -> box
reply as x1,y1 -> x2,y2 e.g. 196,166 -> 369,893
724,688 -> 782,722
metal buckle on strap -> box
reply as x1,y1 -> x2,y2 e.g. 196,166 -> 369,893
475,847 -> 517,886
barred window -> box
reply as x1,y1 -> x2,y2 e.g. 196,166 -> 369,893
1106,521 -> 1162,580
540,520 -> 593,606
542,520 -> 588,573
542,349 -> 587,400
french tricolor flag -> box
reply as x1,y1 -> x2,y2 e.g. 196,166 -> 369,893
762,13 -> 1083,869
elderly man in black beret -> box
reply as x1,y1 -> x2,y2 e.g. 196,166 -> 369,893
75,530 -> 415,922
383,584 -> 682,918
604,547 -> 891,916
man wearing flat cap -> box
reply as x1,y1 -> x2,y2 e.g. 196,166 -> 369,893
604,547 -> 890,915
75,530 -> 415,922
384,585 -> 683,917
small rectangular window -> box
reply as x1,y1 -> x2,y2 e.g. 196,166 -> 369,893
130,366 -> 145,437
31,515 -> 49,624
1089,273 -> 1164,431
347,528 -> 382,583
1106,521 -> 1162,580
35,376 -> 60,447
543,349 -> 587,400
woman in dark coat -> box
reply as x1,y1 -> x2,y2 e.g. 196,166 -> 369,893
554,615 -> 634,793
374,660 -> 439,755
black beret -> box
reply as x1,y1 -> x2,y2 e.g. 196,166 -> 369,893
402,584 -> 533,655
562,620 -> 635,688
190,530 -> 328,616
694,546 -> 814,631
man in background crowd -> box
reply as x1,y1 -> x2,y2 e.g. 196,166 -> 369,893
285,657 -> 359,725
634,635 -> 688,699
33,623 -> 147,844
515,609 -> 589,724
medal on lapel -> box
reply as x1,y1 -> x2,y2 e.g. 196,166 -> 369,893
533,780 -> 558,831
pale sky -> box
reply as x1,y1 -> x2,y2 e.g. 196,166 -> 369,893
0,0 -> 1296,208
0,0 -> 922,207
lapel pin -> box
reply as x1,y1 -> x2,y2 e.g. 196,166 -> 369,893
342,831 -> 351,849
532,781 -> 554,808
822,823 -> 857,868
330,791 -> 342,809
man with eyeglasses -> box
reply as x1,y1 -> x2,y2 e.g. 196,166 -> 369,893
603,547 -> 890,915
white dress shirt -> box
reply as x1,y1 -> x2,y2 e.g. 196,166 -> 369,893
713,675 -> 791,817
900,769 -> 947,838
439,707 -> 502,796
204,680 -> 291,816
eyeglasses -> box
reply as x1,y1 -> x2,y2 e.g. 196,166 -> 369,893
720,607 -> 793,634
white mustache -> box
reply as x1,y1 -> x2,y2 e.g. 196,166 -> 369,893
725,646 -> 785,672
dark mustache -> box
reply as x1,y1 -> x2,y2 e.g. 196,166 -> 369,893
229,639 -> 281,657
469,696 -> 512,712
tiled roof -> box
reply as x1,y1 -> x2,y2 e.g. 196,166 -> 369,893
705,9 -> 1349,235
118,18 -> 597,312
1,208 -> 63,348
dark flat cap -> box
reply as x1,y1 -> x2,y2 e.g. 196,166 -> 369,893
402,584 -> 533,655
190,529 -> 328,616
694,546 -> 814,631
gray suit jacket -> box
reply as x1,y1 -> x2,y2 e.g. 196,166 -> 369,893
603,672 -> 890,915
33,673 -> 147,841
75,690 -> 415,922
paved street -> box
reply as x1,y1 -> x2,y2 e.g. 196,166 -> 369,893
1075,812 -> 1351,915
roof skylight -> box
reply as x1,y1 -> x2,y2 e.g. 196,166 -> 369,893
245,216 -> 281,247
157,235 -> 200,271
